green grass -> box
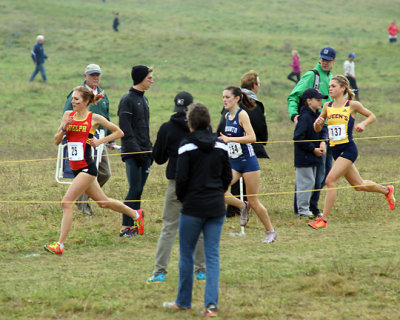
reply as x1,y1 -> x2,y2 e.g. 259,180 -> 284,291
1,0 -> 400,319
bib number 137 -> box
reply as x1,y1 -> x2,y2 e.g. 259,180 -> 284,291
328,124 -> 346,141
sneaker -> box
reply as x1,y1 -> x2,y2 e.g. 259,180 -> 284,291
196,271 -> 206,281
298,212 -> 314,220
312,211 -> 323,218
44,242 -> 63,256
134,209 -> 145,235
261,229 -> 277,243
146,273 -> 165,284
308,217 -> 327,230
162,302 -> 191,310
119,226 -> 138,238
385,185 -> 395,210
202,304 -> 218,317
240,201 -> 250,227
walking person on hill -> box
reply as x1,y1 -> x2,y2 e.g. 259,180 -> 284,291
29,35 -> 49,83
343,52 -> 359,100
387,20 -> 399,43
163,103 -> 231,317
219,86 -> 277,243
44,86 -> 144,255
309,75 -> 395,230
118,65 -> 153,238
287,50 -> 302,84
146,92 -> 206,284
113,13 -> 120,32
63,63 -> 115,216
287,46 -> 336,217
216,70 -> 269,217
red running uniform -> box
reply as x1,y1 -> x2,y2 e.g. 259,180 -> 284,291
65,111 -> 95,170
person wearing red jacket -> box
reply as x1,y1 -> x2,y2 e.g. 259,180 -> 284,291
387,20 -> 399,43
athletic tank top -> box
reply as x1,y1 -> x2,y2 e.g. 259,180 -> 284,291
224,108 -> 255,159
65,111 -> 95,170
326,100 -> 354,147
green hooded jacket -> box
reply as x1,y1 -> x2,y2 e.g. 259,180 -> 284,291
287,62 -> 333,121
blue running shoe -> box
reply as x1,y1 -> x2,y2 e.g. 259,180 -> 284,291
196,271 -> 206,281
146,273 -> 166,284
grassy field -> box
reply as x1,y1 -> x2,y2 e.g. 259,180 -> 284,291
1,0 -> 400,319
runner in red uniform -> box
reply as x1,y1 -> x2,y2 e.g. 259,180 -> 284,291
44,86 -> 144,255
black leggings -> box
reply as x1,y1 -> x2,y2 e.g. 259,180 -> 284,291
288,72 -> 300,83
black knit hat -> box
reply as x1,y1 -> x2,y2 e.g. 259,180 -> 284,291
174,91 -> 193,112
131,65 -> 150,85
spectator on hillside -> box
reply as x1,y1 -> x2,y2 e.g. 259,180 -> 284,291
118,65 -> 154,238
343,52 -> 359,100
287,50 -> 302,84
387,20 -> 399,43
29,35 -> 49,83
147,92 -> 206,284
63,63 -> 115,216
113,13 -> 120,32
287,47 -> 336,217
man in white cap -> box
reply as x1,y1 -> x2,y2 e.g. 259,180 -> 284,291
29,35 -> 49,83
62,63 -> 115,215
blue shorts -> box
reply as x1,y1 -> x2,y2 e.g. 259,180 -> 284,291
230,155 -> 260,173
331,141 -> 358,163
72,162 -> 98,177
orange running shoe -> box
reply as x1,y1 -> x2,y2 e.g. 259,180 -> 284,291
308,217 -> 327,230
134,209 -> 145,235
44,242 -> 63,256
385,185 -> 395,210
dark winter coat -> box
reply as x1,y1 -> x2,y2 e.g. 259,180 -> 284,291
176,129 -> 232,218
293,106 -> 325,167
118,87 -> 152,162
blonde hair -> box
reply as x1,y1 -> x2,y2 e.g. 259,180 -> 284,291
292,50 -> 299,57
331,75 -> 355,100
73,86 -> 103,106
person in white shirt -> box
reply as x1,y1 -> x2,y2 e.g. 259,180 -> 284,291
343,52 -> 359,100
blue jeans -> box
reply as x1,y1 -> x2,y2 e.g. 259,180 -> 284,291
29,63 -> 47,82
123,157 -> 151,226
176,214 -> 225,309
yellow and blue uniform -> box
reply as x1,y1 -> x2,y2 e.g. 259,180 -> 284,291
326,100 -> 358,162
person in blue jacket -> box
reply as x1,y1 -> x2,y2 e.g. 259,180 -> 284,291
29,35 -> 49,83
293,88 -> 327,219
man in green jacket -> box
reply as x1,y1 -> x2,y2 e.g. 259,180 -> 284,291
287,47 -> 336,217
63,63 -> 115,215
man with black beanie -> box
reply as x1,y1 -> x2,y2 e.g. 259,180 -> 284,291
117,65 -> 154,237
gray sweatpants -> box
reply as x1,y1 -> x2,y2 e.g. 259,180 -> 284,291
153,179 -> 205,275
295,166 -> 317,216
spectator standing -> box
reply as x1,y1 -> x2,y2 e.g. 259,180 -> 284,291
29,35 -> 49,83
63,63 -> 115,216
287,46 -> 336,217
287,50 -> 302,84
113,13 -> 120,32
387,20 -> 399,43
343,52 -> 359,100
147,92 -> 206,284
163,103 -> 232,317
118,65 -> 153,238
293,88 -> 327,219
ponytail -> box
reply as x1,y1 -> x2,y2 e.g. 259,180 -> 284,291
224,86 -> 256,110
72,86 -> 104,105
331,75 -> 355,101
